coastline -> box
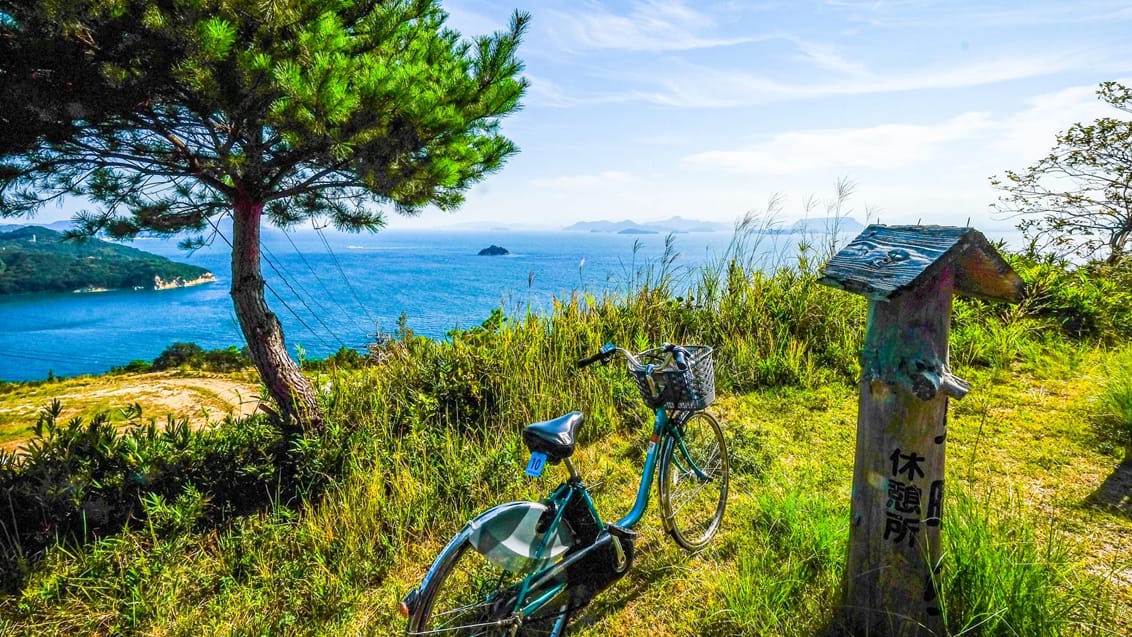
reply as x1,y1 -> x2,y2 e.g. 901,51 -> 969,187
71,272 -> 217,293
152,272 -> 217,291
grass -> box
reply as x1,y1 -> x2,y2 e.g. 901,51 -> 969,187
1,212 -> 1130,635
0,349 -> 1126,636
0,370 -> 261,449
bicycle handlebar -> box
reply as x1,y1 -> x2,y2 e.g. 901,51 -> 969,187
577,342 -> 690,372
576,343 -> 617,368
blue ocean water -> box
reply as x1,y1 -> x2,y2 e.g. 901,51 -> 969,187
1,229 -> 793,382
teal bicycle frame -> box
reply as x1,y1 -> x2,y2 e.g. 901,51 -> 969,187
496,404 -> 704,627
405,343 -> 724,636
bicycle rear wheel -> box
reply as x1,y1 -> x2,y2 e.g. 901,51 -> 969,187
407,537 -> 571,636
658,411 -> 729,551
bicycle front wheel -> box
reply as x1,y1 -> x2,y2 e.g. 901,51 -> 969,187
407,536 -> 571,636
658,411 -> 729,551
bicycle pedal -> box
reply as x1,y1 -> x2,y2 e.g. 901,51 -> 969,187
606,523 -> 637,540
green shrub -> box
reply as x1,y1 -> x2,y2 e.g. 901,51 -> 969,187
1007,253 -> 1132,342
151,342 -> 205,370
148,342 -> 249,372
0,401 -> 316,592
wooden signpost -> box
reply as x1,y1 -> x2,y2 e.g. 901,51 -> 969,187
819,225 -> 1023,636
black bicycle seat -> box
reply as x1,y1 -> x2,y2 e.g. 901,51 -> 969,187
522,411 -> 583,462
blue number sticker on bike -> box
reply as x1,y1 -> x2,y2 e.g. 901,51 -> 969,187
525,451 -> 548,478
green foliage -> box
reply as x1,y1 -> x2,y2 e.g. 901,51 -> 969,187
939,491 -> 1114,636
299,346 -> 368,372
952,252 -> 1132,370
0,226 -> 210,295
0,401 -> 315,592
1094,345 -> 1132,459
707,489 -> 844,635
0,0 -> 529,238
993,81 -> 1132,263
146,342 -> 250,373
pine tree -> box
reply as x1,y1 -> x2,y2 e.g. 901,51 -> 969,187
0,0 -> 529,429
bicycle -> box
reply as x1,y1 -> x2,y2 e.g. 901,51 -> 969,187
400,343 -> 730,636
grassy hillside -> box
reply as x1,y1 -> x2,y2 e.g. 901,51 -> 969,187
0,225 -> 1130,635
0,226 -> 211,295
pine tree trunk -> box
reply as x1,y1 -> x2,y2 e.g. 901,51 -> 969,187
230,193 -> 323,430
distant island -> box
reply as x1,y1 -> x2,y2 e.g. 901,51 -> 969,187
564,216 -> 729,234
0,226 -> 214,295
564,215 -> 865,236
477,244 -> 509,256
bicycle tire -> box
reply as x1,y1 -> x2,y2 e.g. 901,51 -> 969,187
658,411 -> 729,551
407,536 -> 571,636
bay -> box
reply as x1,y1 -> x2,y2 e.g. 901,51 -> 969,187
1,229 -> 793,382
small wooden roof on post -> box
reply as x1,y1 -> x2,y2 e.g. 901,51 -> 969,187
818,224 -> 1024,303
818,224 -> 1023,637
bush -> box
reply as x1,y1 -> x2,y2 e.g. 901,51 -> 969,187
0,400 -> 323,592
150,342 -> 250,372
151,342 -> 205,369
300,346 -> 368,372
1008,253 -> 1132,342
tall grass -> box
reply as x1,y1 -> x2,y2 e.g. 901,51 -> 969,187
1094,345 -> 1132,461
939,491 -> 1117,636
1,202 -> 1128,634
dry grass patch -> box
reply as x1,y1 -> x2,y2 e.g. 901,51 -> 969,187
0,371 -> 262,450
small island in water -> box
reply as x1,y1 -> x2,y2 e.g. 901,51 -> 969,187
0,226 -> 214,295
477,245 -> 509,256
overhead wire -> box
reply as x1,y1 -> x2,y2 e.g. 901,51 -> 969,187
204,216 -> 337,352
313,222 -> 381,329
281,228 -> 370,335
259,242 -> 349,349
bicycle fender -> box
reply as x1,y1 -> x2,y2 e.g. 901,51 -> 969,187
401,502 -> 576,618
402,525 -> 472,618
467,501 -> 575,573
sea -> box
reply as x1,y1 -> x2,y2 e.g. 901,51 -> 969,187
1,228 -> 806,382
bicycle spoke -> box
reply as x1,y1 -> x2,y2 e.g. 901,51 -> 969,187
660,411 -> 729,550
669,458 -> 723,514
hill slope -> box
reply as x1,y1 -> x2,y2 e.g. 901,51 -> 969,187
0,227 -> 213,295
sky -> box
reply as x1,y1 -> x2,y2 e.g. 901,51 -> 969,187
29,0 -> 1132,234
399,0 -> 1132,233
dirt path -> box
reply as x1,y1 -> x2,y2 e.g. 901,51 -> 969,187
0,372 -> 263,451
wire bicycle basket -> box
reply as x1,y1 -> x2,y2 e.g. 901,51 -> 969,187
631,346 -> 715,411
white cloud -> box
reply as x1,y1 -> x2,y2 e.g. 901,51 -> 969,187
822,0 -> 1132,29
544,0 -> 758,52
992,83 -> 1124,161
686,112 -> 994,174
786,37 -> 870,76
644,53 -> 1087,107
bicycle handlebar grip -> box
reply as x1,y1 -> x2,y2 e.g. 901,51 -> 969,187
576,351 -> 605,368
577,343 -> 617,368
665,343 -> 690,371
673,348 -> 689,371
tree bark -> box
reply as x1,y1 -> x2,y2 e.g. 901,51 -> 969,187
230,191 -> 323,430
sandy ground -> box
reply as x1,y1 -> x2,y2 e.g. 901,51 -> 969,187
1,372 -> 263,451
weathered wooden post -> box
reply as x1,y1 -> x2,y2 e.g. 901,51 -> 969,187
819,225 -> 1023,636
